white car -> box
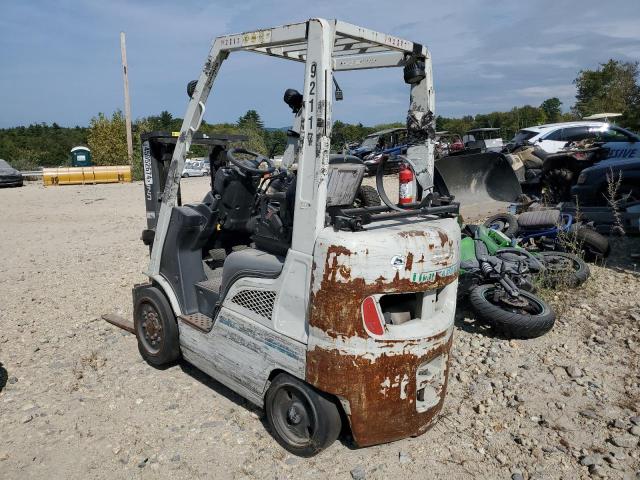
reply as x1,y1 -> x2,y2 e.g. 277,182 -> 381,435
181,160 -> 206,177
511,121 -> 640,157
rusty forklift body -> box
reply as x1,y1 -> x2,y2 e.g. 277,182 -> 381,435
134,18 -> 460,455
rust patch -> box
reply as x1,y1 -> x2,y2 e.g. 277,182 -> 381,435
437,229 -> 448,247
405,252 -> 414,271
417,254 -> 425,263
312,246 -> 457,339
398,230 -> 428,238
338,265 -> 351,280
307,243 -> 457,445
306,335 -> 453,447
327,245 -> 353,257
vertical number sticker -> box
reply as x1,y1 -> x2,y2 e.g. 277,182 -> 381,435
308,62 -> 317,146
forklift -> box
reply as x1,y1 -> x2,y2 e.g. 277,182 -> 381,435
133,18 -> 461,456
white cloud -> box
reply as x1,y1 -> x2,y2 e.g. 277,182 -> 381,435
524,44 -> 582,55
517,84 -> 576,98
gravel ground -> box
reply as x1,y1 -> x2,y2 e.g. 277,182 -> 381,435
1,177 -> 639,480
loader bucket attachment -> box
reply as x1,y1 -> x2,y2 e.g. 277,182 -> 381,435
43,166 -> 132,186
434,152 -> 521,205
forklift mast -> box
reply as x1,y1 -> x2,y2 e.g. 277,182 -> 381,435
140,131 -> 244,236
148,18 -> 436,276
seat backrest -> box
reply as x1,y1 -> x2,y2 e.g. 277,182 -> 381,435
326,158 -> 366,207
213,167 -> 257,231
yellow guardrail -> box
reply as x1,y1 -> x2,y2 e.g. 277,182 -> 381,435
42,166 -> 132,186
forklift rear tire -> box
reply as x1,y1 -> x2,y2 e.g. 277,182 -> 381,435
133,286 -> 180,367
265,373 -> 341,457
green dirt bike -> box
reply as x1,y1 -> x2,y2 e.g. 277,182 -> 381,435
459,225 -> 589,338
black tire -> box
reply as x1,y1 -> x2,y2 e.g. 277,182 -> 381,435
537,251 -> 590,287
133,286 -> 180,367
354,185 -> 381,207
483,213 -> 519,236
544,168 -> 573,203
265,373 -> 341,457
570,226 -> 610,261
469,284 -> 555,339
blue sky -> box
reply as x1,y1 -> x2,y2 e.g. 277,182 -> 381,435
1,0 -> 639,128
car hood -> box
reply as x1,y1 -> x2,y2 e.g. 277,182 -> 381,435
350,146 -> 373,155
0,167 -> 21,176
587,156 -> 640,173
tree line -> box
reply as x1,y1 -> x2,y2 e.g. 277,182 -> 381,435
0,58 -> 637,175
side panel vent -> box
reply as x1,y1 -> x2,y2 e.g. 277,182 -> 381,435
230,290 -> 277,320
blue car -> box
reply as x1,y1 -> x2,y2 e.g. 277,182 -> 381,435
572,156 -> 640,205
350,127 -> 407,159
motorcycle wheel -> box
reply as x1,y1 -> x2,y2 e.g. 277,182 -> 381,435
569,226 -> 610,261
468,284 -> 555,339
536,251 -> 590,287
483,213 -> 519,236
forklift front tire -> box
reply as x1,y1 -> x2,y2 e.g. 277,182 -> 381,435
265,373 -> 341,457
133,286 -> 180,367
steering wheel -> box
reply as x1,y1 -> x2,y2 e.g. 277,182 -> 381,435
227,148 -> 276,175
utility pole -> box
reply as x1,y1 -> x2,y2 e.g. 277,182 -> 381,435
120,31 -> 133,164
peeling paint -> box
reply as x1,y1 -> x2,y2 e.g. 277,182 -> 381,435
305,217 -> 460,446
399,374 -> 409,400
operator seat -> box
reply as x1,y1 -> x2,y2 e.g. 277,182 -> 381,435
218,248 -> 285,302
213,164 -> 258,232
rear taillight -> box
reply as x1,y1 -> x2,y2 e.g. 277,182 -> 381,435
362,296 -> 385,336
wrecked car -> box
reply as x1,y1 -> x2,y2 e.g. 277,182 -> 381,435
0,159 -> 23,188
572,155 -> 640,206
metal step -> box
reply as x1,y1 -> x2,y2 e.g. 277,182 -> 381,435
179,313 -> 214,333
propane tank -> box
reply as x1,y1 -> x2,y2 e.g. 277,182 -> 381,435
398,163 -> 414,205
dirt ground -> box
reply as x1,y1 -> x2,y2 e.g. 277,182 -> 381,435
1,177 -> 639,480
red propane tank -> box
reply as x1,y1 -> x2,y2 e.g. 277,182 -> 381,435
398,163 -> 414,205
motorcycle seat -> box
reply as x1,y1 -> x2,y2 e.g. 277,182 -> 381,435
518,210 -> 561,230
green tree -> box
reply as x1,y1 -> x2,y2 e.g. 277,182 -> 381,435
330,121 -> 377,151
87,111 -> 128,165
573,59 -> 640,130
540,97 -> 562,123
158,110 -> 173,130
264,129 -> 287,156
237,110 -> 264,130
0,122 -> 88,169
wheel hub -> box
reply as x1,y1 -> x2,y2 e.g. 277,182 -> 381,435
546,257 -> 572,271
500,295 -> 529,308
141,307 -> 163,347
287,404 -> 302,425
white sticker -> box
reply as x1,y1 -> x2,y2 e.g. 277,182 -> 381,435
391,255 -> 405,269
